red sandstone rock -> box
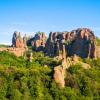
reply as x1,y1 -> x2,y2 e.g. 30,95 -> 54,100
15,38 -> 24,48
54,66 -> 65,88
45,28 -> 96,59
72,28 -> 96,58
31,32 -> 47,51
12,31 -> 26,48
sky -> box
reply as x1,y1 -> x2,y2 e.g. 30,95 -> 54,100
0,0 -> 100,44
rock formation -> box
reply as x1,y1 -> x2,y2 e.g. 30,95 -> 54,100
54,66 -> 65,88
45,28 -> 96,59
47,28 -> 96,88
12,31 -> 26,48
53,42 -> 68,88
45,32 -> 67,58
2,28 -> 97,59
0,31 -> 28,57
31,32 -> 47,51
70,28 -> 96,59
0,28 -> 98,88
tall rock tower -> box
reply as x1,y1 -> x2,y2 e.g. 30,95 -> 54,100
12,31 -> 26,48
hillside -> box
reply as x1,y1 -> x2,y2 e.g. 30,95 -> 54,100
0,28 -> 100,100
0,0 -> 100,99
0,51 -> 100,100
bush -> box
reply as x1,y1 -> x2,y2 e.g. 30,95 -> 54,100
68,64 -> 82,74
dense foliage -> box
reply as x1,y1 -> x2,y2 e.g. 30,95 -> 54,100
0,51 -> 100,100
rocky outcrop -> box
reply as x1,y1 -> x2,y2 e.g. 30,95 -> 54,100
54,66 -> 65,88
31,32 -> 47,51
3,28 -> 97,59
70,28 -> 96,59
53,54 -> 91,88
45,28 -> 96,59
50,28 -> 95,88
5,28 -> 97,58
0,32 -> 28,57
1,28 -> 97,88
0,31 -> 28,57
45,32 -> 68,58
12,31 -> 26,48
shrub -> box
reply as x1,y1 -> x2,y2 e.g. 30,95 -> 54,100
68,64 -> 82,74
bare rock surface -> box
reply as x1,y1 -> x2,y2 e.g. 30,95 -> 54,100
12,31 -> 26,48
54,66 -> 65,88
31,32 -> 47,51
45,28 -> 96,59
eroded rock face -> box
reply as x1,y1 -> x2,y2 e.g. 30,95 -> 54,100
12,31 -> 26,48
1,31 -> 28,57
45,32 -> 69,58
70,28 -> 96,59
10,28 -> 97,58
45,28 -> 96,59
10,28 -> 97,59
54,66 -> 65,88
47,28 -> 96,88
31,32 -> 47,51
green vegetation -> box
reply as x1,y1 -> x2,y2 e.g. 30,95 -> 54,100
96,37 -> 100,46
0,51 -> 26,67
0,51 -> 100,99
0,44 -> 9,48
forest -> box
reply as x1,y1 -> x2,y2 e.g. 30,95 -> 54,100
0,50 -> 100,100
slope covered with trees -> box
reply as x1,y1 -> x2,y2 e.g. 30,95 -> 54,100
0,51 -> 100,100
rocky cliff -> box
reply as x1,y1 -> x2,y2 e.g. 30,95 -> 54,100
11,28 -> 96,59
45,28 -> 96,59
1,28 -> 97,59
29,28 -> 96,88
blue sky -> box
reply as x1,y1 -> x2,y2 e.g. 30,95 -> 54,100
0,0 -> 100,44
